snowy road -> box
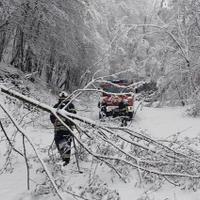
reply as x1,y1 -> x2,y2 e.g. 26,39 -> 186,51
133,105 -> 200,139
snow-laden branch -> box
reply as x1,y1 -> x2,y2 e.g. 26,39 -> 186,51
2,85 -> 200,182
65,88 -> 133,96
0,103 -> 64,200
50,110 -> 126,182
2,85 -> 200,165
50,110 -> 200,178
0,120 -> 24,157
50,110 -> 200,179
1,85 -> 199,166
0,86 -> 53,113
22,135 -> 30,190
125,23 -> 189,64
61,68 -> 135,110
116,127 -> 200,164
59,109 -> 200,165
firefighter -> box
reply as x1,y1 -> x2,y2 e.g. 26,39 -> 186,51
50,91 -> 76,166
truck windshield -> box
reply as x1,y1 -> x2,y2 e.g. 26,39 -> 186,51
102,85 -> 131,93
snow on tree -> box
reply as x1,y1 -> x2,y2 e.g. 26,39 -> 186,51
1,70 -> 200,199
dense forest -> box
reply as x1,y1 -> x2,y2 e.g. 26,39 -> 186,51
1,0 -> 200,108
1,1 -> 200,200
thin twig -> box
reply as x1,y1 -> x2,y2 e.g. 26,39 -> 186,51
0,120 -> 24,157
0,103 -> 64,200
22,135 -> 30,190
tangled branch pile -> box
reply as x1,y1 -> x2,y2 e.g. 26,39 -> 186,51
1,82 -> 200,194
71,115 -> 200,189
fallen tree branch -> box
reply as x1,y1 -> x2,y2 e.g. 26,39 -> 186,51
51,110 -> 126,182
0,86 -> 52,113
119,128 -> 200,164
0,120 -> 24,157
1,86 -> 200,183
0,103 -> 64,200
52,111 -> 200,179
22,135 -> 30,190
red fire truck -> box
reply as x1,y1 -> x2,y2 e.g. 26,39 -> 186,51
98,80 -> 134,121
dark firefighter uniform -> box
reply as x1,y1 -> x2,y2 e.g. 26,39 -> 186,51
50,93 -> 76,166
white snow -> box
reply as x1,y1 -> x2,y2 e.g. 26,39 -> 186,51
1,88 -> 200,200
134,105 -> 200,139
0,164 -> 27,200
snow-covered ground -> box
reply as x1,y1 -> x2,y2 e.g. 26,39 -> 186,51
134,105 -> 200,139
1,80 -> 200,200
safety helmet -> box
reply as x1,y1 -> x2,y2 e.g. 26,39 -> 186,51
58,91 -> 69,100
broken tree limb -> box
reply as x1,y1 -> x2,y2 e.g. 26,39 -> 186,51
0,120 -> 24,157
0,86 -> 52,113
2,85 -> 200,182
22,134 -> 30,190
51,110 -> 126,182
53,111 -> 200,179
0,86 -> 198,166
0,103 -> 64,200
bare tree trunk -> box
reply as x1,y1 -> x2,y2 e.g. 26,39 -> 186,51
47,42 -> 56,84
10,27 -> 25,71
64,68 -> 70,91
0,31 -> 6,62
24,46 -> 33,72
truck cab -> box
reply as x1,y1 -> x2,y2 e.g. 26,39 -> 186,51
98,80 -> 134,120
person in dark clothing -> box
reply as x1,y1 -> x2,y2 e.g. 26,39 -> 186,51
50,91 -> 76,166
